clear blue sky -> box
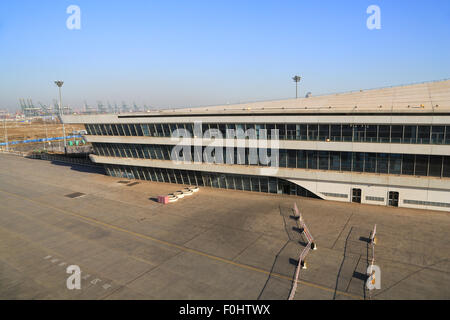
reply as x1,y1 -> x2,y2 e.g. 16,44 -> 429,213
1,0 -> 449,111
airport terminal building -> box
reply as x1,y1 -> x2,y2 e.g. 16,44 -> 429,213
62,80 -> 450,211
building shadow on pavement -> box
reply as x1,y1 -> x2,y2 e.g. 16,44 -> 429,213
49,160 -> 106,174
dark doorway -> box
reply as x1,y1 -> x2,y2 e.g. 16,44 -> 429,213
282,184 -> 291,195
352,188 -> 362,203
388,191 -> 399,207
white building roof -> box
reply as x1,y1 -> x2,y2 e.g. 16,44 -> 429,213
163,79 -> 450,115
63,79 -> 450,123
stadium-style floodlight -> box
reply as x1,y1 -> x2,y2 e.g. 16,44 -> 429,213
54,80 -> 67,154
292,75 -> 302,99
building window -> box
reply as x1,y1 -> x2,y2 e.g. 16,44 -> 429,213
117,124 -> 125,136
330,125 -> 341,142
365,125 -> 377,143
342,125 -> 352,142
97,122 -> 450,146
318,125 -> 330,141
431,126 -> 445,144
404,199 -> 450,208
366,196 -> 384,202
446,126 -> 450,145
404,126 -> 417,144
298,124 -> 307,140
123,124 -> 131,136
444,157 -> 450,178
111,124 -> 119,136
391,125 -> 403,143
96,143 -> 449,179
322,192 -> 348,198
352,152 -> 363,172
331,152 -> 341,171
376,153 -> 389,174
353,125 -> 365,142
286,124 -> 296,140
141,124 -> 150,136
365,153 -> 376,173
135,124 -> 143,136
85,124 -> 92,135
429,155 -> 443,177
297,150 -> 307,169
307,151 -> 318,169
279,150 -> 288,168
341,152 -> 352,171
389,154 -> 402,174
415,155 -> 429,176
418,126 -> 431,144
308,124 -> 318,141
378,125 -> 390,143
319,151 -> 329,170
288,150 -> 297,168
402,154 -> 415,175
276,124 -> 286,140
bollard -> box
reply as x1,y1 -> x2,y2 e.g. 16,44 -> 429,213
301,260 -> 307,269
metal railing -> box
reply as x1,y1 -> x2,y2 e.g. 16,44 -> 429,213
288,242 -> 311,300
288,203 -> 316,300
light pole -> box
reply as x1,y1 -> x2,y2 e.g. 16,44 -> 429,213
3,117 -> 8,152
54,80 -> 67,154
43,116 -> 49,151
292,75 -> 302,99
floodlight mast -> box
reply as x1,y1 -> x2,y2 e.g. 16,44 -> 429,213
3,117 -> 8,152
292,75 -> 302,99
54,81 -> 67,155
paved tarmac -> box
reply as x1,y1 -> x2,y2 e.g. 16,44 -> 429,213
0,153 -> 449,299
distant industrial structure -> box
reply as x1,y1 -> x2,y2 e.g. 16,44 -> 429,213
18,98 -> 70,117
17,98 -> 155,118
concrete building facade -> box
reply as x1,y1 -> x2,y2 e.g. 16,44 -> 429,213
62,79 -> 450,211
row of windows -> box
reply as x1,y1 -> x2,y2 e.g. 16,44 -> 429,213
104,165 -> 320,198
404,199 -> 450,208
321,192 -> 348,198
92,143 -> 450,178
366,196 -> 385,202
85,123 -> 450,145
